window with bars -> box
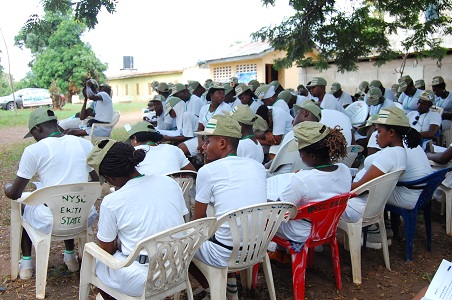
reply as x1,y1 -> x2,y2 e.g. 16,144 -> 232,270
236,64 -> 257,74
213,66 -> 232,82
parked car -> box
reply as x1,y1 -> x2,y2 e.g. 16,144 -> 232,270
0,88 -> 53,110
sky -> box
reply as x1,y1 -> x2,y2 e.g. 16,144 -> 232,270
0,0 -> 296,80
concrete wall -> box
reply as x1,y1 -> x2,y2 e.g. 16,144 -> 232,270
300,54 -> 452,96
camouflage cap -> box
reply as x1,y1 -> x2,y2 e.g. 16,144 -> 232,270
415,79 -> 425,89
226,104 -> 257,125
370,107 -> 410,128
306,77 -> 327,87
195,114 -> 242,139
288,121 -> 330,151
418,90 -> 435,103
366,87 -> 383,106
431,76 -> 444,86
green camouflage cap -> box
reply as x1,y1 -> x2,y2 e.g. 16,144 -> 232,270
255,85 -> 275,99
24,107 -> 58,138
125,121 -> 156,144
170,83 -> 188,96
418,90 -> 435,103
370,106 -> 410,127
288,121 -> 330,151
235,83 -> 253,97
294,99 -> 322,120
369,80 -> 382,88
224,83 -> 234,95
226,104 -> 257,125
195,114 -> 242,138
431,76 -> 445,86
164,96 -> 182,115
150,94 -> 165,102
157,82 -> 169,93
366,87 -> 383,106
253,115 -> 268,132
359,81 -> 369,93
398,75 -> 413,93
415,79 -> 425,89
278,90 -> 295,103
187,81 -> 201,94
204,79 -> 213,89
269,80 -> 281,90
330,82 -> 341,93
86,139 -> 116,183
247,80 -> 260,92
357,114 -> 378,136
306,77 -> 327,87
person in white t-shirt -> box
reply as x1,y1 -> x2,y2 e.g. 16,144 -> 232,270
432,76 -> 452,130
189,114 -> 267,300
234,83 -> 262,113
330,82 -> 353,107
363,80 -> 396,103
278,90 -> 298,116
143,94 -> 165,129
178,83 -> 232,157
86,140 -> 187,298
398,75 -> 424,112
307,77 -> 346,113
125,121 -> 195,175
320,109 -> 353,146
366,86 -> 395,116
268,122 -> 351,263
4,108 -> 98,279
255,84 -> 291,114
342,107 -> 424,245
65,79 -> 114,137
406,90 -> 441,148
226,104 -> 264,163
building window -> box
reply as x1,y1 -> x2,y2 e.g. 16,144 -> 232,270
236,64 -> 257,74
213,66 -> 232,82
136,83 -> 140,95
125,84 -> 128,96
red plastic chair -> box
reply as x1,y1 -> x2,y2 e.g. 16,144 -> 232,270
252,193 -> 355,300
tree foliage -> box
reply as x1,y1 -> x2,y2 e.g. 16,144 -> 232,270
15,10 -> 107,100
252,0 -> 452,72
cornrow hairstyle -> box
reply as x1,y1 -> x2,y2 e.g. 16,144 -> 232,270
302,126 -> 348,163
99,142 -> 146,177
383,125 -> 422,149
133,131 -> 164,143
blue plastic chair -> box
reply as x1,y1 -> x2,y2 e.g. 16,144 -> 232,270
385,168 -> 450,261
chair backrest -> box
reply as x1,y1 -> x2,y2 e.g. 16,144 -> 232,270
268,138 -> 307,173
137,218 -> 216,298
353,170 -> 404,224
165,171 -> 197,208
337,145 -> 364,167
22,182 -> 101,237
215,202 -> 297,271
397,168 -> 451,211
344,101 -> 369,126
110,110 -> 121,126
295,193 -> 354,243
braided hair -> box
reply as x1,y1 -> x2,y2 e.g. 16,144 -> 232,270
383,125 -> 422,148
99,142 -> 146,177
301,126 -> 348,163
133,131 -> 164,143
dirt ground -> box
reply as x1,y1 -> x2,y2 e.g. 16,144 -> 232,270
0,110 -> 451,299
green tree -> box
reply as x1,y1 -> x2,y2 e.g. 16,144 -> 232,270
252,0 -> 452,73
16,12 -> 107,102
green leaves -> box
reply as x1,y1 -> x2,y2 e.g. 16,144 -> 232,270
253,0 -> 452,72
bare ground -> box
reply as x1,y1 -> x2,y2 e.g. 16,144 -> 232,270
0,111 -> 451,299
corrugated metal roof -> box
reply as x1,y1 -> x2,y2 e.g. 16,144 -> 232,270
204,42 -> 273,62
107,69 -> 183,80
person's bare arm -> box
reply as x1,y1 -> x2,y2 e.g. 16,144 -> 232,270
98,240 -> 117,255
4,176 -> 30,200
427,146 -> 452,165
193,201 -> 208,220
419,124 -> 440,139
351,165 -> 385,190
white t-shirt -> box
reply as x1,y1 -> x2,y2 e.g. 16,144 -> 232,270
278,163 -> 351,242
368,98 -> 395,116
237,138 -> 264,163
187,94 -> 204,116
320,109 -> 353,145
271,106 -> 293,136
135,144 -> 190,175
384,88 -> 396,102
93,91 -> 114,123
17,135 -> 93,186
296,95 -> 309,106
336,91 -> 353,107
367,130 -> 381,150
435,92 -> 452,130
407,110 -> 442,133
398,89 -> 423,112
273,99 -> 290,114
97,175 -> 187,256
249,98 -> 263,113
196,156 -> 267,246
198,102 -> 231,127
320,93 -> 346,113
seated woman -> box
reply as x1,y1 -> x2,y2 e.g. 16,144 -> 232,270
126,121 -> 196,175
269,121 -> 351,262
342,107 -> 430,242
86,140 -> 188,298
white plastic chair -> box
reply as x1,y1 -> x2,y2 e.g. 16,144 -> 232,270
192,202 -> 298,300
430,160 -> 452,236
79,217 -> 217,300
85,110 -> 121,143
337,145 -> 364,168
165,170 -> 197,222
267,138 -> 307,176
10,182 -> 102,299
338,170 -> 403,284
344,101 -> 369,126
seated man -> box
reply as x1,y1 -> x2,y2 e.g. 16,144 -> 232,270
366,86 -> 395,116
65,79 -> 114,137
189,114 -> 267,300
4,108 -> 98,279
143,94 -> 165,129
407,90 -> 441,149
330,82 -> 353,108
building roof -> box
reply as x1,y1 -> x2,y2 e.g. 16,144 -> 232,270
204,41 -> 274,64
107,69 -> 183,80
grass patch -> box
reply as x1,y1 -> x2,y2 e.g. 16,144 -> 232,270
0,102 -> 144,129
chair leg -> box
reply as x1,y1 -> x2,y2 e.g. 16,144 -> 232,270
346,225 -> 363,284
378,217 -> 391,271
251,263 -> 260,289
446,189 -> 452,236
79,251 -> 95,300
10,202 -> 22,280
330,237 -> 342,291
307,247 -> 314,269
34,238 -> 52,299
291,248 -> 308,300
424,201 -> 432,252
403,212 -> 416,262
261,253 -> 276,300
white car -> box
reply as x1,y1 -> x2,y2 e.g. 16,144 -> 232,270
0,88 -> 53,110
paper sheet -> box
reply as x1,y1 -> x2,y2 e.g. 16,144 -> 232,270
423,259 -> 452,300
